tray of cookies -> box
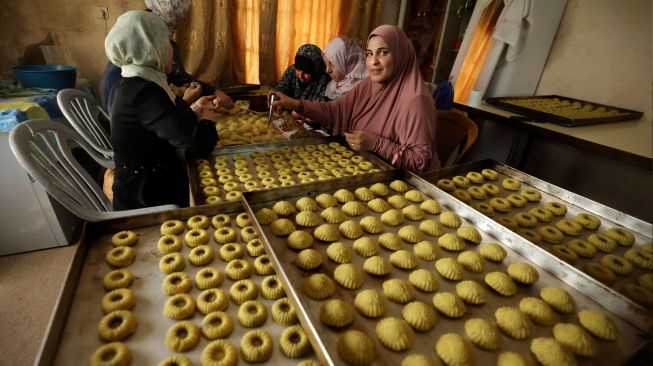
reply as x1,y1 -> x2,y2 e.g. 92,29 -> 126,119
215,100 -> 286,146
240,169 -> 650,365
485,95 -> 644,127
37,202 -> 321,366
421,159 -> 653,324
188,137 -> 394,206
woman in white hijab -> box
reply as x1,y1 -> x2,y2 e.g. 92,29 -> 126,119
322,36 -> 368,99
105,10 -> 219,210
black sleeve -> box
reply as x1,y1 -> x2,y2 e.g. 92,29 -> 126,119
168,40 -> 216,96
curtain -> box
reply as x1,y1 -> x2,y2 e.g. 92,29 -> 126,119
175,0 -> 382,86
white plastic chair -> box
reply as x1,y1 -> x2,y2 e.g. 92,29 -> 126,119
9,119 -> 178,222
57,88 -> 114,167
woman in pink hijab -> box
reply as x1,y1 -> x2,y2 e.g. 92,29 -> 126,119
323,36 -> 368,99
271,25 -> 439,173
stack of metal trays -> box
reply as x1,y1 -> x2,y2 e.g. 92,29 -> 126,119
242,170 -> 650,365
188,137 -> 393,206
420,159 -> 653,322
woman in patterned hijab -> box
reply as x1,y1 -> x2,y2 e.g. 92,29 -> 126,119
274,44 -> 331,101
144,0 -> 191,31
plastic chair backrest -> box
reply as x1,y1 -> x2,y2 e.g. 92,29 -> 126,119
9,119 -> 177,222
57,88 -> 114,167
436,109 -> 478,167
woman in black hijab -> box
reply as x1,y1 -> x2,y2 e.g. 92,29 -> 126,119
274,44 -> 331,101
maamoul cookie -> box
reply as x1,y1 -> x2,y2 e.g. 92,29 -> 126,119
286,230 -> 314,250
489,197 -> 512,212
481,168 -> 498,180
102,288 -> 135,313
213,227 -> 237,243
218,243 -> 244,261
334,189 -> 355,203
467,186 -> 487,200
455,280 -> 488,305
435,333 -> 476,366
567,239 -> 597,258
408,269 -> 439,292
574,213 -> 601,230
296,248 -> 323,270
402,204 -> 426,221
320,207 -> 345,224
161,219 -> 184,235
201,340 -> 238,366
189,245 -> 214,266
280,325 -> 310,358
295,211 -> 320,227
261,275 -> 284,299
577,309 -> 617,341
270,218 -> 296,236
240,329 -> 273,362
436,178 -> 456,191
225,258 -> 252,280
419,219 -> 445,237
457,250 -> 485,273
315,193 -> 338,208
414,240 -> 441,261
159,252 -> 184,274
496,352 -> 530,366
163,293 -> 195,320
354,187 -> 376,201
465,171 -> 484,183
537,225 -> 564,244
452,175 -> 471,188
625,248 -> 653,269
553,323 -> 598,357
550,245 -> 578,263
530,338 -> 577,366
390,250 -> 420,269
452,189 -> 472,203
420,199 -> 442,214
229,279 -> 258,304
90,342 -> 131,366
162,272 -> 192,296
337,330 -> 376,366
295,197 -> 318,211
355,289 -> 388,318
376,317 -> 414,351
435,257 -> 464,280
359,216 -> 384,234
370,182 -> 390,196
111,230 -> 138,247
622,284 -> 653,307
479,243 -> 507,262
339,220 -> 364,239
502,178 -> 521,191
202,311 -> 234,340
529,207 -> 553,222
320,299 -> 355,327
432,292 -> 466,318
247,238 -> 266,257
303,273 -> 335,300
587,233 -> 617,253
498,217 -> 519,230
272,297 -> 297,325
605,227 -> 635,246
601,254 -> 633,275
519,297 -> 557,326
106,246 -> 135,268
544,202 -> 567,216
197,288 -> 229,315
506,193 -> 528,208
401,301 -> 438,331
211,213 -> 232,229
383,279 -> 415,304
103,269 -> 133,290
367,198 -> 391,213
507,262 -> 539,284
438,233 -> 465,252
334,263 -> 365,289
389,179 -> 409,192
404,189 -> 425,203
465,318 -> 502,350
187,215 -> 209,229
363,255 -> 392,276
240,226 -> 258,242
520,188 -> 542,202
457,226 -> 482,244
540,287 -> 576,314
353,237 -> 381,257
314,224 -> 340,242
237,300 -> 268,327
273,200 -> 296,216
381,209 -> 405,226
581,262 -> 616,285
481,183 -> 501,196
485,271 -> 517,296
555,220 -> 583,236
495,307 -> 532,340
327,242 -> 352,263
255,208 -> 277,225
398,225 -> 424,243
157,235 -> 182,254
98,310 -> 137,341
514,212 -> 538,228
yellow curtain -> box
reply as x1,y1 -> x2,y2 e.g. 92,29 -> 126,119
453,0 -> 504,102
175,0 -> 382,86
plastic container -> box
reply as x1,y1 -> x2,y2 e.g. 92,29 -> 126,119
12,64 -> 77,90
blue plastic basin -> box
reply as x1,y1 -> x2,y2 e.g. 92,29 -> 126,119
12,64 -> 77,90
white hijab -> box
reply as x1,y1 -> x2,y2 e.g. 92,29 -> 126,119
105,10 -> 175,101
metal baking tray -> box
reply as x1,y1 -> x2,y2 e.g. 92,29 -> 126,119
241,169 -> 650,365
36,202 -> 318,366
188,136 -> 394,206
421,159 -> 653,325
486,95 -> 643,127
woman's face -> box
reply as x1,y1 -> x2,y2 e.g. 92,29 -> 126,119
366,36 -> 393,83
164,43 -> 173,74
323,54 -> 344,82
295,68 -> 313,84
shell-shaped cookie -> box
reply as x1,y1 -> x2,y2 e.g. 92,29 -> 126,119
273,201 -> 296,216
270,219 -> 296,236
313,224 -> 340,242
315,193 -> 338,208
354,187 -> 376,201
255,208 -> 277,225
419,219 -> 445,237
438,233 -> 465,251
320,299 -> 354,328
383,279 -> 415,304
420,199 -> 442,214
408,269 -> 439,292
435,258 -> 464,280
457,250 -> 485,273
326,242 -> 352,264
540,287 -> 576,314
370,182 -> 390,196
495,307 -> 532,340
295,211 -> 320,227
519,297 -> 557,326
333,189 -> 355,203
295,249 -> 323,270
464,318 -> 502,350
389,180 -> 409,192
401,301 -> 438,332
363,255 -> 393,276
376,317 -> 414,351
339,220 -> 363,239
432,292 -> 466,318
577,309 -> 617,341
405,189 -> 425,203
342,201 -> 366,216
485,271 -> 517,296
388,194 -> 409,209
337,330 -> 376,366
435,333 -> 476,366
367,198 -> 391,213
286,230 -> 314,250
402,205 -> 426,221
414,240 -> 441,261
302,273 -> 335,300
295,197 -> 318,212
381,209 -> 405,226
440,211 -> 462,228
479,243 -> 507,262
507,262 -> 539,284
378,233 -> 404,251
530,337 -> 577,366
496,352 -> 532,366
353,237 -> 380,257
398,225 -> 425,243
455,280 -> 488,305
355,289 -> 388,318
320,207 -> 346,224
359,216 -> 384,234
390,250 -> 420,270
333,263 -> 365,289
457,226 -> 482,244
553,323 -> 598,357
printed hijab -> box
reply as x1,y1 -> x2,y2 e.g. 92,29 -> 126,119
323,36 -> 368,99
105,10 -> 175,101
275,44 -> 331,101
144,0 -> 191,31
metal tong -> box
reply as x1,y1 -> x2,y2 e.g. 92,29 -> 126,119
267,94 -> 277,129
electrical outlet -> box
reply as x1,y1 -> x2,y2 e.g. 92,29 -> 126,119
95,6 -> 108,20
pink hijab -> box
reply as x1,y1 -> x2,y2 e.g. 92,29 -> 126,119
323,36 -> 368,99
304,25 -> 440,173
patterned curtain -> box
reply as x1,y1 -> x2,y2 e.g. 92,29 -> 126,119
175,0 -> 382,86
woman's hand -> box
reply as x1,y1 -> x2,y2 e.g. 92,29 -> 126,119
182,82 -> 202,104
268,90 -> 301,116
191,95 -> 220,122
213,89 -> 234,109
344,130 -> 376,152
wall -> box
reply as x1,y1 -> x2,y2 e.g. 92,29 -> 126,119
536,0 -> 652,122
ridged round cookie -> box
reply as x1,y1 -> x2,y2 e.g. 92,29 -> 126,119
495,307 -> 532,340
403,205 -> 426,221
506,193 -> 528,208
601,254 -> 633,275
333,263 -> 365,289
295,211 -> 320,227
455,280 -> 488,305
405,189 -> 425,203
529,207 -> 553,222
363,256 -> 393,276
255,208 -> 277,225
514,212 -> 538,228
452,176 -> 471,188
381,209 -> 405,226
498,217 -> 519,230
419,219 -> 445,237
370,182 -> 390,196
420,199 -> 442,214
435,257 -> 464,280
550,245 -> 579,264
273,200 -> 296,216
496,352 -> 531,366
353,237 -> 380,257
377,233 -> 403,251
359,216 -> 384,234
314,224 -> 340,242
519,297 -> 557,326
520,188 -> 542,202
555,219 -> 583,236
625,248 -> 653,270
530,337 -> 577,366
437,179 -> 456,191
537,225 -> 564,244
390,180 -> 409,192
271,297 -> 297,326
296,249 -> 323,270
540,287 -> 576,314
399,225 -> 425,243
316,193 -> 338,208
402,301 -> 438,332
376,317 -> 414,351
408,269 -> 439,292
467,186 -> 487,200
339,220 -> 364,239
438,233 -> 465,252
457,250 -> 485,273
270,219 -> 296,236
355,289 -> 388,318
464,318 -> 502,350
479,243 -> 507,262
303,273 -> 335,300
337,330 -> 376,366
481,183 -> 501,196
414,240 -> 441,261
342,201 -> 366,216
485,271 -> 517,296
577,309 -> 617,341
383,279 -> 415,304
390,250 -> 420,270
553,323 -> 598,357
605,227 -> 635,246
320,207 -> 345,224
327,242 -> 352,263
320,299 -> 354,327
587,233 -> 617,253
489,198 -> 512,212
574,213 -> 601,230
287,230 -> 314,250
432,292 -> 466,318
507,262 -> 539,284
435,333 -> 476,366
240,329 -> 273,362
388,194 -> 409,209
567,239 -> 597,258
367,198 -> 391,213
457,226 -> 482,244
440,211 -> 462,228
333,189 -> 355,203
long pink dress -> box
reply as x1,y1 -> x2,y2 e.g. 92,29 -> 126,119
303,25 -> 440,173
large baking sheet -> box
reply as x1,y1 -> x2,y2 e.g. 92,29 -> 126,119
37,202 -> 318,366
241,170 -> 650,366
420,159 -> 653,330
188,136 -> 394,206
